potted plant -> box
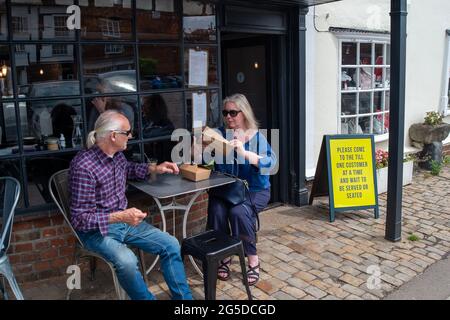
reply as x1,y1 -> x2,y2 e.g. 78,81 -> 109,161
409,111 -> 450,170
375,149 -> 415,194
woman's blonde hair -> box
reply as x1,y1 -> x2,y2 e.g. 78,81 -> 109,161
86,110 -> 125,149
222,93 -> 259,130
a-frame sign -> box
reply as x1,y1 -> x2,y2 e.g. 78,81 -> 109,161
309,135 -> 379,222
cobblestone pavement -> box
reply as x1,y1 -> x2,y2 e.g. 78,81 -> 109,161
7,166 -> 450,300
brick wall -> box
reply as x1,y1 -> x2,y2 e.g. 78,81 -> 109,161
443,142 -> 450,156
8,192 -> 209,283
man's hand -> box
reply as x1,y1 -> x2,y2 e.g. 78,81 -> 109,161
154,161 -> 179,175
112,208 -> 147,226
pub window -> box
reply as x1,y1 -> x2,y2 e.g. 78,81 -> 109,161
340,39 -> 390,137
101,18 -> 121,38
12,16 -> 28,34
52,44 -> 68,56
0,0 -> 7,40
105,44 -> 124,55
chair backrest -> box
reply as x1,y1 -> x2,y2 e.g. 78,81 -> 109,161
0,177 -> 20,256
48,169 -> 84,246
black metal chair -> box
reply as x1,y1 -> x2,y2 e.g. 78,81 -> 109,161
0,177 -> 24,300
48,169 -> 148,300
181,229 -> 252,300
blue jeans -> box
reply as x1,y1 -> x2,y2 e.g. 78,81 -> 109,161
78,222 -> 193,300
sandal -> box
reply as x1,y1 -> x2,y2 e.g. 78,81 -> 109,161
217,258 -> 232,281
246,263 -> 260,286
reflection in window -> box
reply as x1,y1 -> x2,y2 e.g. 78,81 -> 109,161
1,102 -> 21,156
144,140 -> 177,164
20,98 -> 83,151
186,90 -> 220,131
0,159 -> 24,208
137,0 -> 180,41
14,44 -> 79,97
82,45 -> 136,94
141,92 -> 184,139
0,45 -> 13,96
11,1 -> 75,41
80,2 -> 132,40
183,0 -> 216,43
0,0 -> 7,40
26,155 -> 72,207
184,47 -> 218,87
139,45 -> 181,91
85,95 -> 137,136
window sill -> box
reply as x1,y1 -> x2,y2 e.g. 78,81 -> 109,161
374,133 -> 389,143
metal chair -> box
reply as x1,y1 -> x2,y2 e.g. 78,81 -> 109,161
0,177 -> 24,300
48,169 -> 147,300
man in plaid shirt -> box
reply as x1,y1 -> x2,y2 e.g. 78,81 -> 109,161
69,110 -> 192,300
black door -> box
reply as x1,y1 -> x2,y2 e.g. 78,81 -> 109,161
221,33 -> 281,203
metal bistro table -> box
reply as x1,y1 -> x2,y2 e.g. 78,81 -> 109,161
128,171 -> 235,276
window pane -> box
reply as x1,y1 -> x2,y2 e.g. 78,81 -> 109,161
11,1 -> 75,41
15,44 -> 79,97
359,67 -> 373,90
0,0 -> 7,40
85,95 -> 137,137
341,117 -> 360,134
374,91 -> 383,113
137,0 -> 180,41
375,44 -> 383,65
183,0 -> 217,43
358,116 -> 371,134
359,92 -> 371,114
138,45 -> 182,91
123,143 -> 141,162
186,89 -> 220,130
386,44 -> 391,65
20,98 -> 83,151
384,91 -> 390,111
448,77 -> 450,109
374,67 -> 384,88
341,67 -> 357,90
385,68 -> 390,88
184,46 -> 218,87
360,43 -> 372,65
0,102 -> 28,156
144,140 -> 177,164
0,45 -> 13,96
82,45 -> 136,94
141,92 -> 183,139
384,112 -> 389,133
342,42 -> 356,65
26,154 -> 73,207
80,1 -> 132,40
341,93 -> 357,115
373,114 -> 384,135
0,159 -> 25,209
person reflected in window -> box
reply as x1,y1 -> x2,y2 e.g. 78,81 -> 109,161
142,94 -> 175,138
87,81 -> 135,132
70,110 -> 192,300
51,103 -> 76,148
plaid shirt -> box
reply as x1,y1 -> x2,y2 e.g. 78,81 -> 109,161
69,145 -> 148,236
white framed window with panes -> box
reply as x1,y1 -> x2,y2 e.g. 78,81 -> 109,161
100,18 -> 121,38
442,31 -> 450,116
338,37 -> 390,140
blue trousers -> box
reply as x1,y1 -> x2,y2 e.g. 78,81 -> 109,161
78,222 -> 193,300
207,189 -> 270,256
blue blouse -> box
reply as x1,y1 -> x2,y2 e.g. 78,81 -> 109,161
214,127 -> 277,192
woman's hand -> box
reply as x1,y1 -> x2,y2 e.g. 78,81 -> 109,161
92,97 -> 107,113
229,139 -> 246,157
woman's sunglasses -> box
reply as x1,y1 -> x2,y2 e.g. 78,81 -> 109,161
222,110 -> 242,118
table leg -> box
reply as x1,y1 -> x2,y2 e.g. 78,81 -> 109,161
144,198 -> 167,275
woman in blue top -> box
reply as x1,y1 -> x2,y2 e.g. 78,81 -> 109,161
206,93 -> 276,286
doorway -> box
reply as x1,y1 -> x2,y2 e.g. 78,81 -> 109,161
221,33 -> 283,203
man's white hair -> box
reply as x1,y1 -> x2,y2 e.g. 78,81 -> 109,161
86,110 -> 127,148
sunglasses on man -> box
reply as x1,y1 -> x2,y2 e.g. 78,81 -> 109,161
112,129 -> 132,137
222,110 -> 242,117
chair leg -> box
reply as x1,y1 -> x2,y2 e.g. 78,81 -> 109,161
238,249 -> 253,300
89,256 -> 97,281
1,260 -> 24,300
138,249 -> 148,287
203,259 -> 217,300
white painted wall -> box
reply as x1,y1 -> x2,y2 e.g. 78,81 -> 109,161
308,0 -> 450,173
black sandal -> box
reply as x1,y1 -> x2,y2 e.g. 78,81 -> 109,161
217,258 -> 232,281
246,263 -> 260,286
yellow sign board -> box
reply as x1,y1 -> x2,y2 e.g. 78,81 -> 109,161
329,138 -> 376,208
309,135 -> 379,222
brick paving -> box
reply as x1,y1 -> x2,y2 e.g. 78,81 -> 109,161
4,166 -> 450,300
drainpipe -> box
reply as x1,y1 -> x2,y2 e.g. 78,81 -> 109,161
386,0 -> 408,242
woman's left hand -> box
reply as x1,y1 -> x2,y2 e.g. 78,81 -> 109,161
230,139 -> 246,157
